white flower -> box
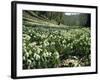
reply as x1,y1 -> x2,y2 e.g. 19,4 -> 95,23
43,40 -> 49,46
34,53 -> 40,60
27,59 -> 31,64
23,34 -> 31,40
54,51 -> 59,58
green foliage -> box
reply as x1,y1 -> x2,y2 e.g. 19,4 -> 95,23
63,14 -> 90,27
23,25 -> 91,69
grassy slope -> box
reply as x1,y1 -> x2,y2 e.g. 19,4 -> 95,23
23,11 -> 72,29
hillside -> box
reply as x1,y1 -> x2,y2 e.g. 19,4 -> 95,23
23,10 -> 65,27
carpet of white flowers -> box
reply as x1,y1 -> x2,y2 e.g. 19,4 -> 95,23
23,25 -> 91,69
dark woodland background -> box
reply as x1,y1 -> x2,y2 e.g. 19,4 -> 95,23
23,10 -> 91,27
